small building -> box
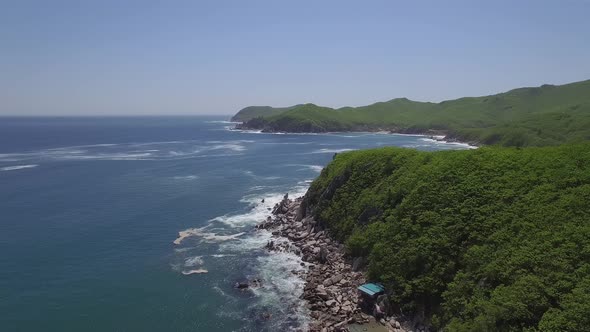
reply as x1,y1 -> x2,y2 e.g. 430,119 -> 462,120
357,283 -> 386,316
357,283 -> 385,298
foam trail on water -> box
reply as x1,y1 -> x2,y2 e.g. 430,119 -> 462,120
310,148 -> 354,154
184,256 -> 204,267
209,143 -> 246,152
172,175 -> 199,181
285,164 -> 324,173
182,269 -> 208,275
173,227 -> 245,245
1,164 -> 38,171
211,254 -> 235,258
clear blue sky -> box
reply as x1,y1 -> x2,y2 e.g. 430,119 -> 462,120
1,0 -> 589,115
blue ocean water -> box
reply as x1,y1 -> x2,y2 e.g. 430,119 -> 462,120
0,117 -> 472,331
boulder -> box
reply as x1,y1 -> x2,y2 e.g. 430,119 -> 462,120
331,274 -> 344,285
235,282 -> 249,289
318,246 -> 329,263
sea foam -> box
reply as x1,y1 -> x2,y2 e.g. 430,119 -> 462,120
0,164 -> 38,171
173,227 -> 245,245
310,148 -> 354,154
181,269 -> 208,275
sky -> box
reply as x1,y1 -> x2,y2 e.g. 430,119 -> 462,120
1,0 -> 589,116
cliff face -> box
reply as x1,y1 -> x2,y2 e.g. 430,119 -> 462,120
299,144 -> 590,331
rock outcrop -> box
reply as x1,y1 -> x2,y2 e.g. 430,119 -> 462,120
255,194 -> 411,332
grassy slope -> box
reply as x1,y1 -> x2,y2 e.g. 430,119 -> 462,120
303,144 -> 590,331
238,79 -> 590,146
230,105 -> 300,122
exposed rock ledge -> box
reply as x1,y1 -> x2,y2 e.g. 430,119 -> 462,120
255,193 -> 414,332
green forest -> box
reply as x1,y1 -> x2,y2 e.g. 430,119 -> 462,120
234,79 -> 590,147
233,79 -> 590,330
302,144 -> 590,331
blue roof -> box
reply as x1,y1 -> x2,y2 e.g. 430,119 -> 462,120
357,283 -> 385,296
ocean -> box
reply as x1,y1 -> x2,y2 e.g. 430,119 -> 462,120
0,116 -> 472,331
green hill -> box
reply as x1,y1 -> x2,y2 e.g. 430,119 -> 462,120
301,143 -> 590,331
235,79 -> 590,146
230,105 -> 300,122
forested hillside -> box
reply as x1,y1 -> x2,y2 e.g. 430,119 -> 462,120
235,79 -> 590,147
301,144 -> 590,331
230,105 -> 299,122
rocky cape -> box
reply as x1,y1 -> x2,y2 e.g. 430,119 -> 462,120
252,193 -> 419,332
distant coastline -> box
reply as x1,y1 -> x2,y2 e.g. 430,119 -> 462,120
230,123 -> 479,149
230,79 -> 590,147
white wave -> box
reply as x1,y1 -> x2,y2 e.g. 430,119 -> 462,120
209,143 -> 246,152
285,164 -> 324,173
59,152 -> 154,160
253,250 -> 308,300
306,165 -> 323,173
207,140 -> 255,144
182,269 -> 208,275
229,128 -> 264,134
72,143 -> 118,148
211,254 -> 235,258
173,226 -> 245,245
1,164 -> 38,171
247,242 -> 310,331
184,256 -> 204,267
310,148 -> 354,154
205,120 -> 240,124
390,132 -> 428,137
167,148 -> 204,157
219,228 -> 274,252
243,170 -> 282,181
418,137 -> 478,149
212,186 -> 308,228
171,182 -> 312,329
43,148 -> 86,154
131,140 -> 184,146
172,175 -> 199,181
174,246 -> 197,253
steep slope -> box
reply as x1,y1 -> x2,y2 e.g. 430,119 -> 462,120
300,143 -> 590,331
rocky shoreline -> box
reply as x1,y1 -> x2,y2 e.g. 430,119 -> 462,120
254,193 -> 411,332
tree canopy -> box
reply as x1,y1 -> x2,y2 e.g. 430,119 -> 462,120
303,144 -> 590,331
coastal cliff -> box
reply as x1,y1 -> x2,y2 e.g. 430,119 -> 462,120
257,143 -> 590,331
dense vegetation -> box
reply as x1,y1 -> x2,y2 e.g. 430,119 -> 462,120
230,105 -> 299,122
234,79 -> 590,147
302,144 -> 590,331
